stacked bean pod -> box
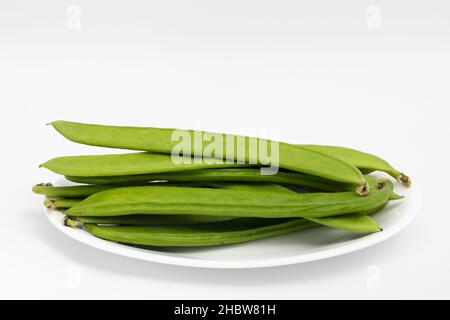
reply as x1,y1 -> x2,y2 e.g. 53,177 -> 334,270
33,121 -> 411,247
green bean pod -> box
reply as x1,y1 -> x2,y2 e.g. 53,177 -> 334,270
38,180 -> 394,233
65,168 -> 360,191
261,182 -> 385,233
299,145 -> 411,186
33,181 -> 221,199
66,214 -> 237,227
307,214 -> 381,233
49,121 -> 368,195
45,182 -> 386,233
66,180 -> 392,219
43,170 -> 402,200
83,218 -> 319,247
45,180 -> 385,232
40,152 -> 243,177
71,212 -> 382,233
52,195 -> 386,233
34,183 -> 122,198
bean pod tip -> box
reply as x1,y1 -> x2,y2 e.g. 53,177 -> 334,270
44,198 -> 56,210
63,216 -> 78,228
399,173 -> 412,187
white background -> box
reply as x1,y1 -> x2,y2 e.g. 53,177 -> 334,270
0,1 -> 449,299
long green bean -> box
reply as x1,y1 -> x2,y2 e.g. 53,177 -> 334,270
40,152 -> 244,177
84,218 -> 319,247
64,168 -> 360,191
66,214 -> 237,227
300,144 -> 411,186
33,181 -> 221,198
66,180 -> 392,218
34,183 -> 123,198
49,121 -> 368,194
48,194 -> 385,233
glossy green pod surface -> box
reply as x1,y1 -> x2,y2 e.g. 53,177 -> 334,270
69,214 -> 237,226
40,152 -> 242,177
300,144 -> 411,186
260,182 -> 385,233
64,168 -> 356,191
49,183 -> 387,232
66,180 -> 392,218
34,183 -> 123,198
84,218 -> 318,247
45,181 -> 387,233
50,121 -> 367,194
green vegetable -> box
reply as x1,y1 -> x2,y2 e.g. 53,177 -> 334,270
33,120 -> 410,244
257,182 -> 385,233
40,152 -> 242,177
66,180 -> 392,218
84,218 -> 319,247
300,145 -> 411,186
34,183 -> 123,198
45,182 -> 386,233
66,214 -> 237,227
49,121 -> 368,195
40,171 -> 401,202
33,181 -> 221,198
64,168 -> 360,192
307,212 -> 381,233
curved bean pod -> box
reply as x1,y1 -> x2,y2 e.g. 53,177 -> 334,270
66,214 -> 237,227
40,152 -> 242,177
300,144 -> 411,186
47,184 -> 387,232
83,218 -> 318,247
66,180 -> 392,218
307,214 -> 381,233
258,182 -> 385,233
50,121 -> 367,194
34,183 -> 122,198
33,181 -> 221,198
44,181 -> 387,233
65,168 -> 357,191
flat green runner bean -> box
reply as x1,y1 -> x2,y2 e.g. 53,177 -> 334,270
65,168 -> 360,192
34,183 -> 122,198
258,182 -> 385,233
32,181 -> 221,198
66,180 -> 392,218
84,218 -> 319,247
63,169 -> 402,200
48,196 -> 385,233
66,214 -> 237,227
306,214 -> 381,233
50,121 -> 368,195
300,144 -> 411,186
40,152 -> 243,177
42,182 -> 386,233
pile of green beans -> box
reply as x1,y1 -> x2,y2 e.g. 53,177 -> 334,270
33,121 -> 411,248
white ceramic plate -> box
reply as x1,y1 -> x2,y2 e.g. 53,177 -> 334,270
45,184 -> 419,269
